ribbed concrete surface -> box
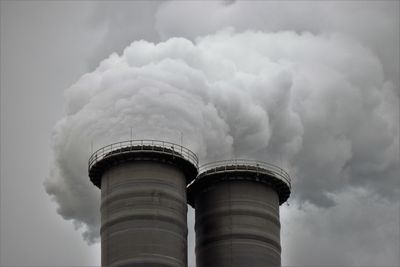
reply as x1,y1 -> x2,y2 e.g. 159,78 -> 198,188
100,161 -> 188,267
193,180 -> 281,267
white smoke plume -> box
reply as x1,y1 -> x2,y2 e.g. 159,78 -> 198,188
44,29 -> 398,245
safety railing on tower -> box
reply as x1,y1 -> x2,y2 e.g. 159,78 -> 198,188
198,159 -> 291,189
88,140 -> 199,171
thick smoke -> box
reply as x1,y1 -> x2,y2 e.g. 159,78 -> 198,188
45,29 -> 398,245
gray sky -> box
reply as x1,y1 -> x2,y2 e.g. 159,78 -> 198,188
1,1 -> 399,267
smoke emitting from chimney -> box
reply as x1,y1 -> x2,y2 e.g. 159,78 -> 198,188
45,29 -> 398,252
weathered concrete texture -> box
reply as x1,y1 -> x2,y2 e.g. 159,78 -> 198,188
100,161 -> 188,267
193,180 -> 282,267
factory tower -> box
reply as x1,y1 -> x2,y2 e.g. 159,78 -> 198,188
187,160 -> 291,267
88,140 -> 198,267
88,140 -> 291,267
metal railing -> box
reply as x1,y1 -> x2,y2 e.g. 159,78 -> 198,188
198,159 -> 291,189
88,140 -> 198,171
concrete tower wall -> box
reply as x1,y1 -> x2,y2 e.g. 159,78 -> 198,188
194,181 -> 281,267
100,161 -> 188,267
187,160 -> 291,267
89,140 -> 198,267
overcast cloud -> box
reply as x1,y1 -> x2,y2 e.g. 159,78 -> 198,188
1,1 -> 399,267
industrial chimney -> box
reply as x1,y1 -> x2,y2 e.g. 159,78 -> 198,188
88,140 -> 198,267
187,159 -> 291,267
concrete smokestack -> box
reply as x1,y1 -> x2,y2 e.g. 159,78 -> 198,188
88,140 -> 198,267
187,160 -> 291,267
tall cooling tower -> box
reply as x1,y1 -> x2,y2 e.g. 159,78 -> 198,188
187,160 -> 291,267
88,140 -> 198,267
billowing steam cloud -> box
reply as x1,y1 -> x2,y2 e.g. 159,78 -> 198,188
44,29 -> 398,244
